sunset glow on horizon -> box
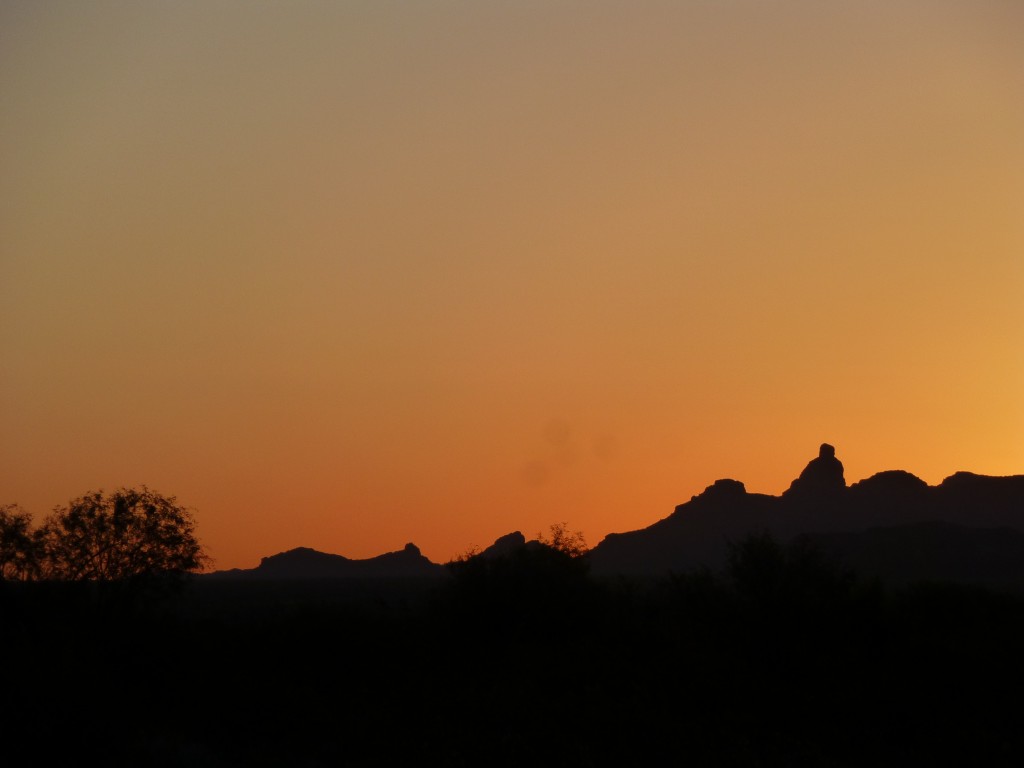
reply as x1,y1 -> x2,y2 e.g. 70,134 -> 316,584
2,1 -> 1022,570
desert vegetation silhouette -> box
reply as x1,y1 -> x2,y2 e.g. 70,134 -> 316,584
0,486 -> 206,583
6,453 -> 1024,767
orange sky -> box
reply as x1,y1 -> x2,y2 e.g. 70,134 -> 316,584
2,1 -> 1022,570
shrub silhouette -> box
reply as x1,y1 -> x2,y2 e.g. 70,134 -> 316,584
537,521 -> 588,558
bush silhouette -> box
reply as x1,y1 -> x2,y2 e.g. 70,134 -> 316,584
537,522 -> 588,558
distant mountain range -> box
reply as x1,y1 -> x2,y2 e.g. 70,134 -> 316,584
207,444 -> 1024,587
589,443 -> 1024,585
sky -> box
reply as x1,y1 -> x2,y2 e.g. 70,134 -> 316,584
2,0 -> 1022,570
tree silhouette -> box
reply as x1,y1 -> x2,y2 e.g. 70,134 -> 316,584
0,504 -> 39,581
37,487 -> 207,581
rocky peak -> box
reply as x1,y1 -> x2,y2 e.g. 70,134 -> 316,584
692,478 -> 748,503
783,442 -> 847,499
479,531 -> 528,559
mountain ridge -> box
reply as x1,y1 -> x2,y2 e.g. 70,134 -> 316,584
206,443 -> 1024,585
589,443 -> 1024,578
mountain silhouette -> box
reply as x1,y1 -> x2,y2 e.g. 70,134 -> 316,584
476,530 -> 549,558
205,443 -> 1024,588
206,542 -> 445,580
590,443 -> 1024,582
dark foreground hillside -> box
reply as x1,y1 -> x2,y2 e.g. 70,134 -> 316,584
4,538 -> 1024,767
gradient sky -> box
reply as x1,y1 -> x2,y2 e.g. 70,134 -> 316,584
2,0 -> 1022,570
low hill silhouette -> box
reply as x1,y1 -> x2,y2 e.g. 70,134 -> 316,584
206,542 -> 445,580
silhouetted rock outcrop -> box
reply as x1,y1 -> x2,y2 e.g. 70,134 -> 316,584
594,478 -> 778,576
934,471 -> 1024,526
846,470 -> 930,527
590,443 -> 1024,584
475,532 -> 548,561
206,542 -> 445,580
783,442 -> 846,500
478,531 -> 530,559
